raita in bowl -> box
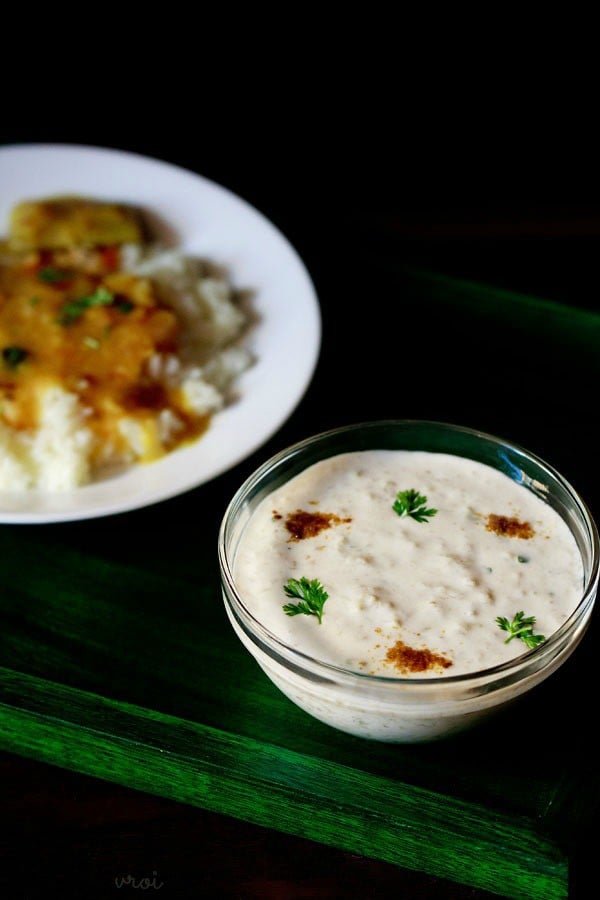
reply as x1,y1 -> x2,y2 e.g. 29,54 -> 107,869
219,420 -> 598,742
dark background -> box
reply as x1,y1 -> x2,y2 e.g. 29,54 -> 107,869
2,77 -> 599,899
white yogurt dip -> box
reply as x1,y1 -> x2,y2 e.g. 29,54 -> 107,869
233,450 -> 584,679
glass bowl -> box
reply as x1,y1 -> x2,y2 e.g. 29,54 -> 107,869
218,420 -> 598,742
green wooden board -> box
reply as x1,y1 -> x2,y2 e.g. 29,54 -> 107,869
1,267 -> 598,900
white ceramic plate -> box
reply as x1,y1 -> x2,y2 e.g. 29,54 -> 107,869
0,144 -> 321,523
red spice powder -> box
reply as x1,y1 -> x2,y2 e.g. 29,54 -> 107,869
486,514 -> 535,539
386,640 -> 453,674
284,509 -> 352,541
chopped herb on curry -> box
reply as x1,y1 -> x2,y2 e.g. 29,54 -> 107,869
2,346 -> 29,369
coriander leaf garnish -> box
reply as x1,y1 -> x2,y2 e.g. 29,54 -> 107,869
2,346 -> 29,369
58,286 -> 115,325
393,488 -> 437,523
113,297 -> 134,314
283,577 -> 329,624
38,266 -> 71,283
495,611 -> 546,650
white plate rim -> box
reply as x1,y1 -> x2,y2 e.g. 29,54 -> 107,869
0,143 -> 321,523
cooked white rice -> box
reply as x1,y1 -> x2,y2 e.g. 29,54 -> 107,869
0,384 -> 92,491
127,245 -> 253,418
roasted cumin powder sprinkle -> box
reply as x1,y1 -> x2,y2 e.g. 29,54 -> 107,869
283,509 -> 352,541
486,514 -> 535,539
386,640 -> 453,674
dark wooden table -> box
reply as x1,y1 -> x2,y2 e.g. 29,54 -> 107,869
1,128 -> 598,899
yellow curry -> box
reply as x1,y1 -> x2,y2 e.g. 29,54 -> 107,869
0,197 -> 209,467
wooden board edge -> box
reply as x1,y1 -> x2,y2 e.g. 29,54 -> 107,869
0,666 -> 568,899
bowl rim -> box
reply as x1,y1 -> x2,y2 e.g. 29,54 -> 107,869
218,418 -> 599,689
